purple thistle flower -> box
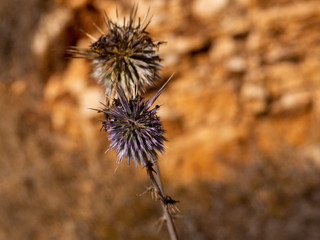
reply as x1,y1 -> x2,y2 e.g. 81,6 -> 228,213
100,77 -> 172,167
68,6 -> 163,99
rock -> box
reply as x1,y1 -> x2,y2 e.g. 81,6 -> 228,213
32,7 -> 71,60
220,15 -> 250,38
241,83 -> 267,114
225,56 -> 247,73
44,73 -> 63,101
59,0 -> 88,9
163,34 -> 209,55
266,63 -> 304,97
79,87 -> 105,118
271,91 -> 312,115
192,0 -> 228,19
209,37 -> 235,61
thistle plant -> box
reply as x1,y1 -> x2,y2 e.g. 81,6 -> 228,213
69,5 -> 179,240
68,6 -> 162,99
98,77 -> 179,239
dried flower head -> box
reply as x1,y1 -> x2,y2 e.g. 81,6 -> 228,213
68,6 -> 162,98
99,78 -> 172,167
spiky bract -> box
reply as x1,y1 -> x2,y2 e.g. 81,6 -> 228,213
101,85 -> 167,167
68,6 -> 162,99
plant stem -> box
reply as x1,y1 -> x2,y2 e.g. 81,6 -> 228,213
153,161 -> 164,193
147,161 -> 179,240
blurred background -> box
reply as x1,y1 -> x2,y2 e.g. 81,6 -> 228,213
1,0 -> 320,239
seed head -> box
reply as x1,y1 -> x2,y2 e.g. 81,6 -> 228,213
100,78 -> 172,167
68,6 -> 163,99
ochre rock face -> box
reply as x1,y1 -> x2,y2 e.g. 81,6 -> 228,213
2,0 -> 320,181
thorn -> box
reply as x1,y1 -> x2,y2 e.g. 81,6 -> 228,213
92,22 -> 105,34
80,29 -> 97,41
103,11 -> 111,29
145,161 -> 156,174
141,6 -> 151,29
114,162 -> 120,173
165,195 -> 179,205
154,215 -> 166,233
88,107 -> 101,112
136,186 -> 154,197
148,73 -> 174,108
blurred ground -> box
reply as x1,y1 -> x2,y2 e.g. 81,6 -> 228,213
1,0 -> 320,239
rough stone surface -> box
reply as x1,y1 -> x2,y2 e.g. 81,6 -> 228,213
2,0 -> 320,180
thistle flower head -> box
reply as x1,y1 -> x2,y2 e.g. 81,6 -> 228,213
100,78 -> 172,167
68,6 -> 162,99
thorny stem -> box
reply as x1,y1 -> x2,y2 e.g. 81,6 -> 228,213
146,161 -> 179,240
153,161 -> 164,194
